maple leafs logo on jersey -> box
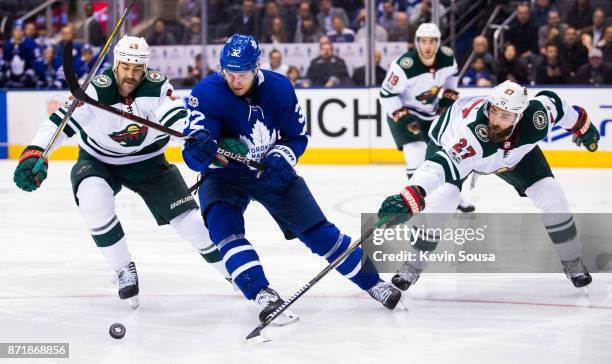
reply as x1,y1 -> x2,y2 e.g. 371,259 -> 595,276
239,106 -> 277,161
109,124 -> 148,147
415,86 -> 441,105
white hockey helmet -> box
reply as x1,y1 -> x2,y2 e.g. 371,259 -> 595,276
485,80 -> 529,121
113,35 -> 150,71
415,23 -> 441,54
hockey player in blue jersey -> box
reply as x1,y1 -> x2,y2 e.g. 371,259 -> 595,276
182,34 -> 402,322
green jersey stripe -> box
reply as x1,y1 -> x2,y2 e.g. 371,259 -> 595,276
49,113 -> 76,137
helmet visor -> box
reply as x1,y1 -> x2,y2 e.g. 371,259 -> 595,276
222,69 -> 256,84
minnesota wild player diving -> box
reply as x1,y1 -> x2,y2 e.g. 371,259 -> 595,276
13,35 -> 230,308
378,80 -> 600,292
380,22 -> 474,212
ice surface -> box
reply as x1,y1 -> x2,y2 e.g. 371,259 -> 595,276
1,161 -> 611,363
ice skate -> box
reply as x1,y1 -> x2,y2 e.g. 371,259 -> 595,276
116,261 -> 139,309
368,280 -> 402,309
457,197 -> 475,213
391,262 -> 422,291
562,258 -> 592,288
254,287 -> 299,326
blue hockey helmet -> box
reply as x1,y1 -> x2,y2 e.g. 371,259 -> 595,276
219,34 -> 261,72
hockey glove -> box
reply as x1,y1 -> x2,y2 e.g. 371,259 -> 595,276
569,106 -> 599,152
14,146 -> 48,192
438,89 -> 459,114
213,138 -> 248,167
260,150 -> 296,191
378,185 -> 426,223
392,107 -> 422,135
182,129 -> 218,172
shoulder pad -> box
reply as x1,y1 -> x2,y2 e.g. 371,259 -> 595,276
91,74 -> 112,88
440,46 -> 453,56
145,69 -> 165,83
398,56 -> 414,69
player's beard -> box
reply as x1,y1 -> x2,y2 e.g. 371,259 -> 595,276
119,78 -> 138,96
486,124 -> 514,142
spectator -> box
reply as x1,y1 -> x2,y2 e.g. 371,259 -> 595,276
462,57 -> 493,87
24,22 -> 38,41
351,49 -> 386,86
574,47 -> 612,84
295,1 -> 313,35
410,0 -> 445,27
182,17 -> 202,45
183,53 -> 212,87
54,24 -> 82,72
262,1 -> 281,41
567,0 -> 593,30
496,43 -> 528,84
354,9 -> 388,41
147,19 -> 177,45
463,35 -> 495,75
75,45 -> 110,83
598,25 -> 612,63
387,12 -> 416,45
34,46 -> 62,89
317,0 -> 350,34
559,27 -> 588,78
531,0 -> 553,28
327,15 -> 355,43
287,65 -> 311,88
378,1 -> 396,32
536,43 -> 569,84
261,49 -> 289,75
306,41 -> 351,87
2,20 -> 39,88
229,0 -> 259,38
81,1 -> 107,47
294,13 -> 323,43
506,3 -> 539,58
319,35 -> 332,46
176,0 -> 201,29
278,0 -> 298,42
265,17 -> 288,43
580,7 -> 606,46
538,9 -> 567,54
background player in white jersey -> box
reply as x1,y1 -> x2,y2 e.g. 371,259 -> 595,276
380,23 -> 473,212
13,35 -> 229,308
378,80 -> 600,291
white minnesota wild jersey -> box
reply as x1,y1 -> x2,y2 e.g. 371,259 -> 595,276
31,68 -> 186,165
410,90 -> 580,195
380,46 -> 458,121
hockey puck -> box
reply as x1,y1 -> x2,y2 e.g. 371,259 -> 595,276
109,323 -> 126,339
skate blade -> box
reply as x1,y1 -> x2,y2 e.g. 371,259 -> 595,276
269,309 -> 299,326
128,296 -> 140,310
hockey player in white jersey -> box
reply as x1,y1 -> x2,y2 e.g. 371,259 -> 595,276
13,36 -> 230,308
378,80 -> 600,290
380,22 -> 474,212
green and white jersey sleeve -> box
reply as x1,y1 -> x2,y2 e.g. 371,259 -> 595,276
379,47 -> 458,121
411,90 -> 581,196
30,68 -> 188,165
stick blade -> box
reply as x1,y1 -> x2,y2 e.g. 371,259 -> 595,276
245,328 -> 270,344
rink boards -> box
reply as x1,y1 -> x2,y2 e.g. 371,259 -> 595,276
1,86 -> 611,167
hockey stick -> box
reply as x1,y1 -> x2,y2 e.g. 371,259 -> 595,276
245,214 -> 404,343
62,42 -> 266,172
32,0 -> 136,174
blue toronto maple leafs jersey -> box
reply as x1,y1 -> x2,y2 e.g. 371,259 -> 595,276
183,70 -> 308,171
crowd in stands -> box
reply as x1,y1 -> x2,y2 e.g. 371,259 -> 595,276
1,0 -> 611,89
462,0 -> 612,86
